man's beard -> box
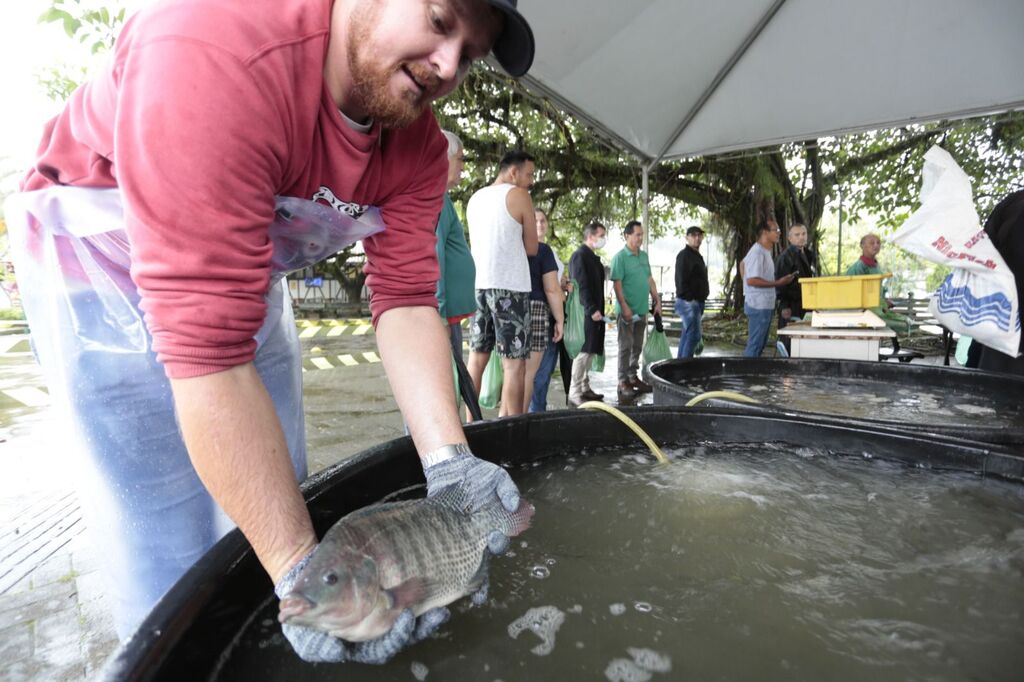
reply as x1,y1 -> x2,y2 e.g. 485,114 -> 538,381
346,4 -> 440,129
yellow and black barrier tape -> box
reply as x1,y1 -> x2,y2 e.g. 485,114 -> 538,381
302,350 -> 382,372
296,319 -> 374,339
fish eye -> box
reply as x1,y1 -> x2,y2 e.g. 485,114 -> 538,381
322,571 -> 339,586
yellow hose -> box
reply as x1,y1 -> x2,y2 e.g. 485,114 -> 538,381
685,390 -> 760,407
578,401 -> 670,464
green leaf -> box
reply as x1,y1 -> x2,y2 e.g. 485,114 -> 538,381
38,7 -> 71,24
62,16 -> 81,38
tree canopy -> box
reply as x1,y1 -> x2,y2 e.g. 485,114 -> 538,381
437,66 -> 1024,305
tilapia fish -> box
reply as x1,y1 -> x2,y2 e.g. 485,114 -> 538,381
278,490 -> 534,642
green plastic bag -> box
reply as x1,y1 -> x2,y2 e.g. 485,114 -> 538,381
591,353 -> 605,373
564,280 -> 585,359
479,352 -> 503,410
643,314 -> 672,367
955,335 -> 973,366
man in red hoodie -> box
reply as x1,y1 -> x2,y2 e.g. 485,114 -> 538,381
4,0 -> 534,664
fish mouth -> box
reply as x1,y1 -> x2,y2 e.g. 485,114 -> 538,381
278,593 -> 316,623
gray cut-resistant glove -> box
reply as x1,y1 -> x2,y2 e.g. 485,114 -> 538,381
275,549 -> 450,664
424,450 -> 522,604
424,451 -> 521,516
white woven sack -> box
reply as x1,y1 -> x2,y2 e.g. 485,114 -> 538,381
891,146 -> 1020,357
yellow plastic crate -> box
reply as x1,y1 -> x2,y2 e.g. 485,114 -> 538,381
799,274 -> 888,310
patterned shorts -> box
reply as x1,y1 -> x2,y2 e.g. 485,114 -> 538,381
470,289 -> 531,359
529,300 -> 551,353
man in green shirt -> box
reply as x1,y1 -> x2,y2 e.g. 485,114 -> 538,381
846,233 -> 910,332
611,220 -> 662,400
435,131 -> 477,356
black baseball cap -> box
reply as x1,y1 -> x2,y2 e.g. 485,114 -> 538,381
686,226 -> 705,236
486,0 -> 535,77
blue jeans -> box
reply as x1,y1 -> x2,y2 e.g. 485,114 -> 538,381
675,298 -> 704,358
529,339 -> 559,412
744,303 -> 774,357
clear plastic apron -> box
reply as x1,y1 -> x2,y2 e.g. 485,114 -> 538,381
2,186 -> 384,638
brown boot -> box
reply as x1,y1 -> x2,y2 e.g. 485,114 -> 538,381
631,376 -> 653,394
581,388 -> 604,401
617,381 -> 637,400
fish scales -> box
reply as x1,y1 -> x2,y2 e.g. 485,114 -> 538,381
361,500 -> 493,610
280,493 -> 533,641
346,499 -> 519,600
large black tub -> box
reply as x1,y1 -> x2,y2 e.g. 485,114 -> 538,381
648,358 -> 1024,446
100,407 -> 1024,681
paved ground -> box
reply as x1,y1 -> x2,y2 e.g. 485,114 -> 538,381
0,317 -> 669,681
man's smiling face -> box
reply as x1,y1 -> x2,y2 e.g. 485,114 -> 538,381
345,0 -> 503,128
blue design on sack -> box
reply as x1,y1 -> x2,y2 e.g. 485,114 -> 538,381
935,274 -> 1020,332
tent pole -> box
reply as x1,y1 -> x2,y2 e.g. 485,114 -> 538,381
641,165 -> 650,248
837,182 -> 843,274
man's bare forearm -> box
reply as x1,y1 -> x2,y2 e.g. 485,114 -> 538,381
377,306 -> 466,454
171,363 -> 315,585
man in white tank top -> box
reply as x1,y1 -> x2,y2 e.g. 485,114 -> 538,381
466,151 -> 539,417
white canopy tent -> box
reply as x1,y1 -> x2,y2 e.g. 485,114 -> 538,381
519,0 -> 1024,164
513,0 -> 1024,226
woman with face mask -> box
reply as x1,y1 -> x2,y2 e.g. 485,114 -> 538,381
567,221 -> 608,406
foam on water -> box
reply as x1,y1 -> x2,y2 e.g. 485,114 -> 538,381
605,647 -> 673,681
410,661 -> 429,681
507,605 -> 565,656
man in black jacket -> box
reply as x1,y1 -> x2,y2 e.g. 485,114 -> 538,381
774,222 -> 818,331
674,226 -> 709,358
568,221 -> 608,405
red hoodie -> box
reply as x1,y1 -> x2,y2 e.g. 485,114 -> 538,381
22,0 -> 446,379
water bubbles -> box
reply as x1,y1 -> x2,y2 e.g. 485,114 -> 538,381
609,603 -> 627,616
545,557 -> 557,566
507,606 -> 566,656
411,661 -> 429,680
634,601 -> 653,613
530,565 -> 550,579
567,604 -> 583,614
